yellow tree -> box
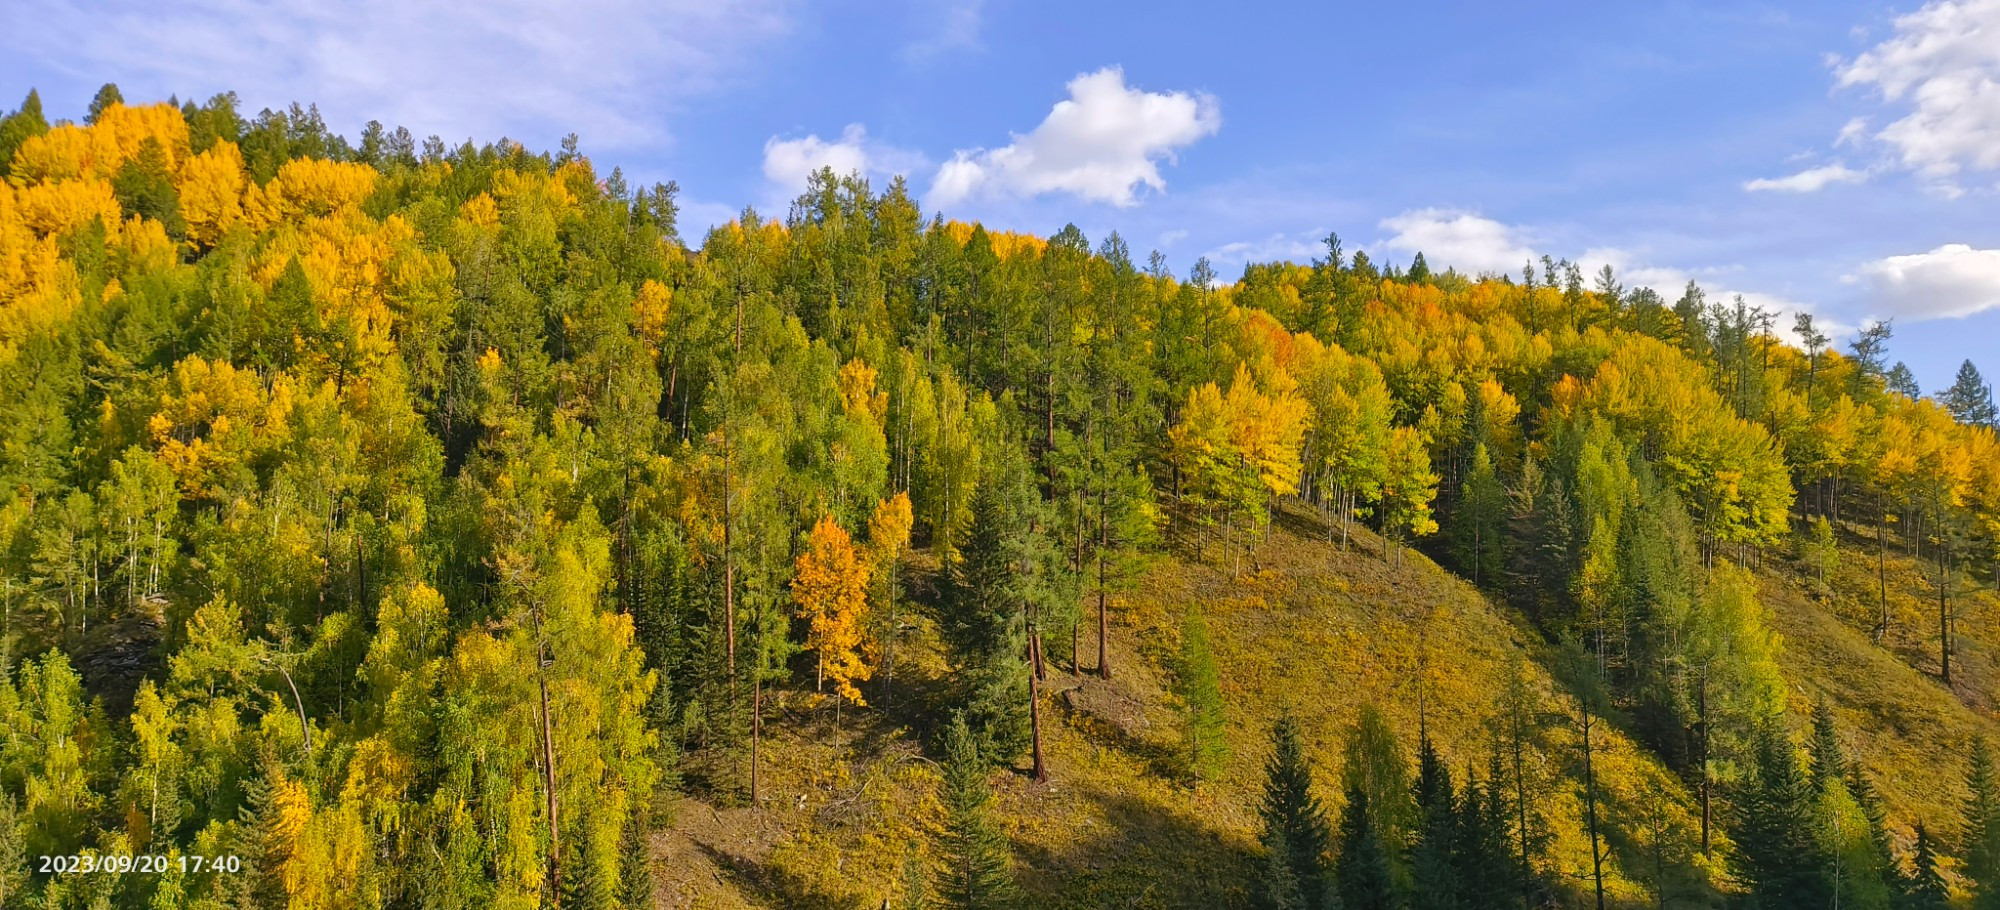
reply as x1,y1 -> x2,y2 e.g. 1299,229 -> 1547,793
792,514 -> 873,707
866,492 -> 915,703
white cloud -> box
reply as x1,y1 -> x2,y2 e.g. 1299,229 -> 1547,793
1374,209 -> 1848,337
761,124 -> 926,195
1835,0 -> 2000,182
0,0 -> 795,150
927,66 -> 1221,208
1201,232 -> 1323,267
1846,243 -> 2000,320
903,0 -> 985,62
1743,163 -> 1868,192
1159,229 -> 1189,248
1376,209 -> 1539,277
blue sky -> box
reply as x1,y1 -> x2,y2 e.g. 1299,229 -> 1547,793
4,0 -> 1997,391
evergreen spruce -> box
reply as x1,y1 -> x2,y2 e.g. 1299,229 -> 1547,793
1335,781 -> 1397,910
901,840 -> 932,910
86,82 -> 123,123
1809,699 -> 1844,792
1259,712 -> 1333,910
1409,727 -> 1461,910
0,89 -> 49,177
1885,361 -> 1922,400
942,481 -> 1033,763
1943,359 -> 1998,428
1908,822 -> 1950,910
936,714 -> 1021,910
1737,721 -> 1832,909
1968,739 -> 2000,906
0,794 -> 23,906
618,811 -> 656,910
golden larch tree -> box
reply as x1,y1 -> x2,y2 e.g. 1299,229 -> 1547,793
792,514 -> 873,706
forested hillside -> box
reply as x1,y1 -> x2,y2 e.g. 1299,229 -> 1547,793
1,86 -> 1998,910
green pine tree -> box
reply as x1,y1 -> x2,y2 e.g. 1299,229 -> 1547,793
936,714 -> 1021,910
86,82 -> 123,123
901,839 -> 932,910
1176,604 -> 1229,781
1968,740 -> 2000,908
618,811 -> 655,910
0,794 -> 23,906
1335,781 -> 1397,910
1259,712 -> 1333,910
1809,699 -> 1844,792
1409,728 -> 1461,910
0,89 -> 50,177
1943,359 -> 1998,428
1737,721 -> 1833,909
1453,443 -> 1507,587
1908,822 -> 1950,910
943,478 -> 1035,763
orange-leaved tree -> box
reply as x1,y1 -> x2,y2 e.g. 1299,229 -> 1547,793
793,514 -> 873,706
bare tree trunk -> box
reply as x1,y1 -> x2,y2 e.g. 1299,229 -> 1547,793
537,643 -> 562,905
1029,632 -> 1047,783
1097,483 -> 1110,680
1581,692 -> 1607,910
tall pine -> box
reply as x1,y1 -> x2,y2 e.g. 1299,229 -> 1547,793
936,714 -> 1021,910
1259,712 -> 1333,910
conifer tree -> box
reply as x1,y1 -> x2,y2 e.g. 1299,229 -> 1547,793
1453,443 -> 1507,587
1409,726 -> 1461,910
901,839 -> 932,910
1455,763 -> 1517,907
1176,605 -> 1229,782
0,794 -> 22,905
1944,359 -> 1998,428
1737,721 -> 1833,909
86,82 -> 123,123
1335,781 -> 1396,910
942,480 -> 1032,762
1886,362 -> 1921,400
0,89 -> 48,177
1259,712 -> 1333,910
1908,822 -> 1950,910
1809,699 -> 1844,791
619,812 -> 655,910
1967,739 -> 2000,905
937,714 -> 1021,910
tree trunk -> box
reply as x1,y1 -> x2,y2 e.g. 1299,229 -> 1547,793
1582,695 -> 1607,910
1097,484 -> 1111,680
537,645 -> 562,905
1876,511 -> 1889,642
1029,633 -> 1047,783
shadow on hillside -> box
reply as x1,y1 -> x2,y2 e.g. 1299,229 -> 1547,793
694,840 -> 872,910
1048,675 -> 1185,783
1015,788 -> 1256,909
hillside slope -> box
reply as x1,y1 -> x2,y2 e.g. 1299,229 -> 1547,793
651,505 -> 1718,909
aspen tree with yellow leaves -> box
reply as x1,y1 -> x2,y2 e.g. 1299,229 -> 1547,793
1,84 -> 1997,910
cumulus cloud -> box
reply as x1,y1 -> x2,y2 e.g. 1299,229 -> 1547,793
761,124 -> 926,195
0,0 -> 795,149
1835,0 -> 2000,182
928,66 -> 1221,208
1374,209 -> 1846,337
1743,163 -> 1868,192
1846,244 -> 2000,320
1376,209 -> 1539,277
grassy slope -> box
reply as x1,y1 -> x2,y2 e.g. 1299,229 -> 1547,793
650,505 -> 1712,909
1758,526 -> 2000,847
645,507 -> 2000,909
